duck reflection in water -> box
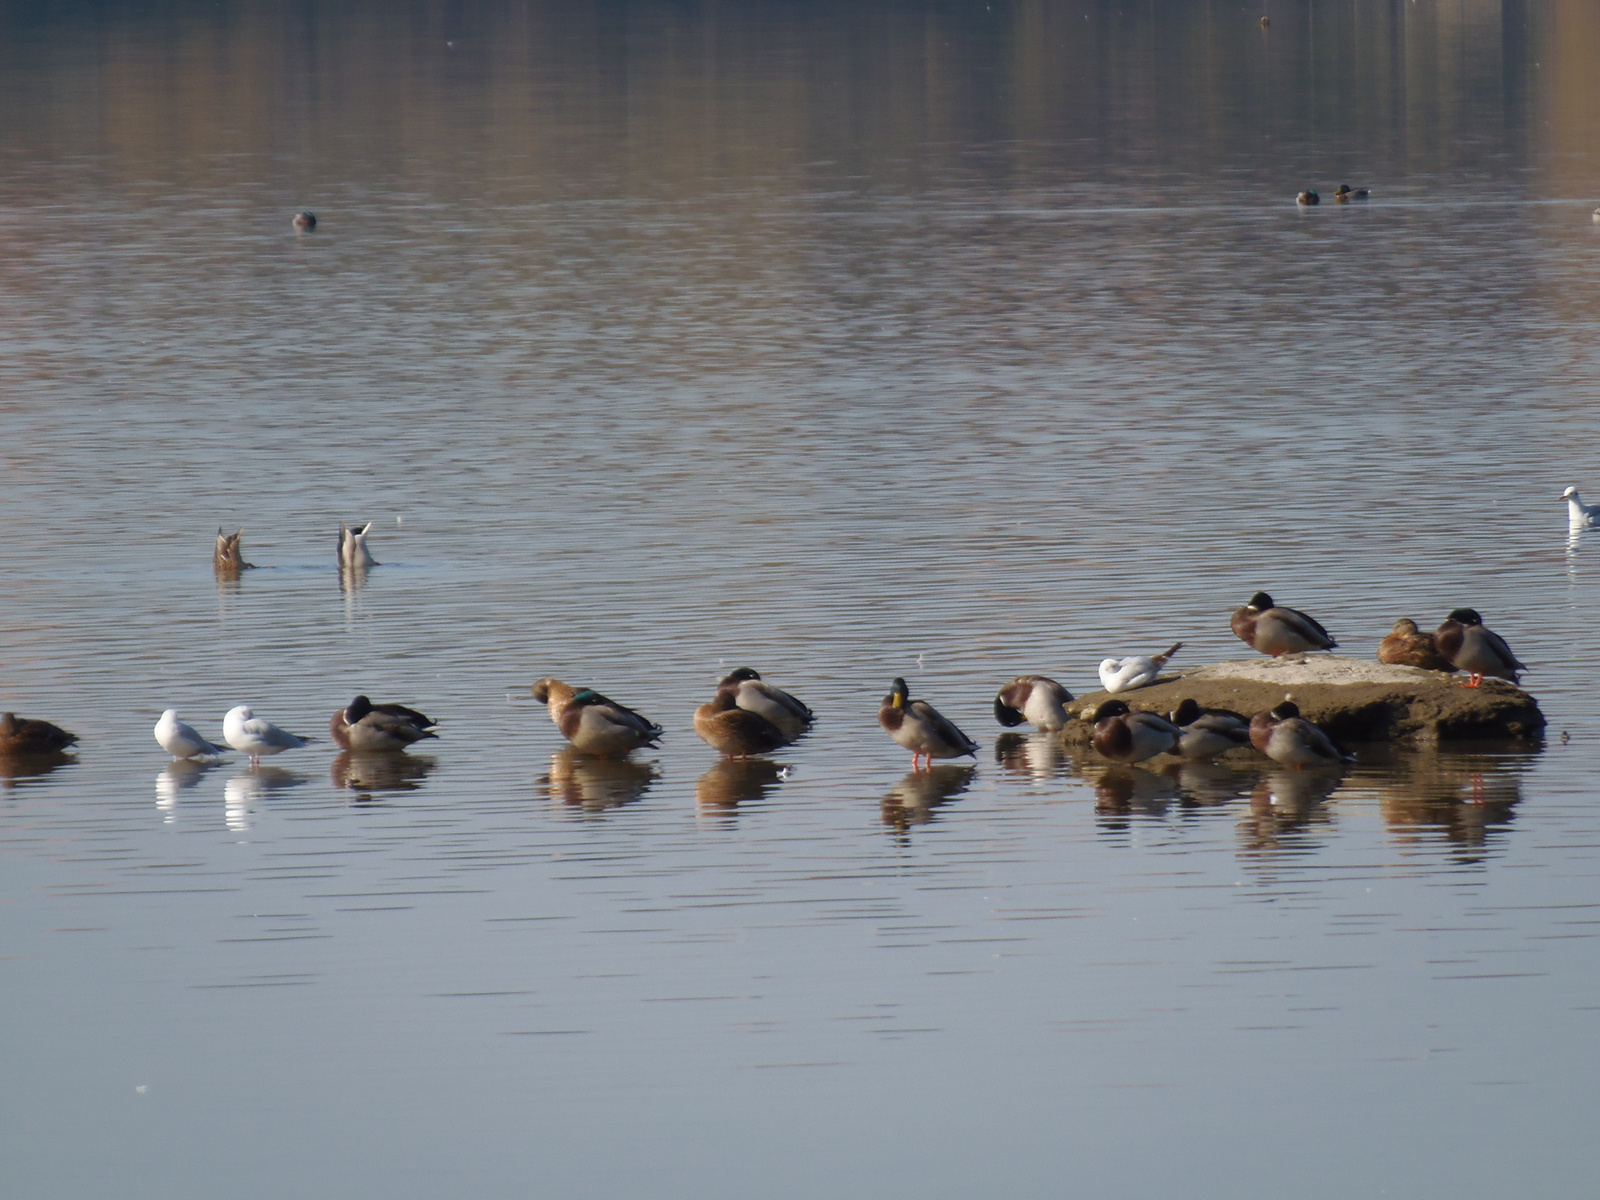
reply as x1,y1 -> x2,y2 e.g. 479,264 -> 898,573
1089,763 -> 1179,822
1156,758 -> 1264,809
696,757 -> 790,819
0,749 -> 78,790
540,747 -> 658,818
881,763 -> 975,836
156,757 -> 222,820
331,751 -> 437,801
1361,745 -> 1531,861
993,732 -> 1077,782
1237,767 -> 1342,856
223,764 -> 307,831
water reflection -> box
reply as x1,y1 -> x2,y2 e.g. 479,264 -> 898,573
0,750 -> 77,789
1086,763 -> 1180,822
155,758 -> 223,821
331,751 -> 437,801
880,764 -> 975,838
539,748 -> 658,819
993,732 -> 1076,782
1359,746 -> 1532,862
694,757 -> 790,821
1157,758 -> 1262,809
1236,768 -> 1344,858
222,766 -> 307,831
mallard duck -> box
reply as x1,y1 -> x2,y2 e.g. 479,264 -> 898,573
1248,701 -> 1353,768
0,712 -> 78,755
1377,618 -> 1456,672
292,211 -> 316,231
1231,591 -> 1338,657
223,705 -> 312,766
1333,185 -> 1370,202
716,667 -> 813,742
695,690 -> 788,758
1098,642 -> 1182,693
330,695 -> 439,752
1090,699 -> 1180,763
338,521 -> 378,568
1434,608 -> 1526,687
213,527 -> 255,572
1562,486 -> 1600,527
558,689 -> 663,757
1297,190 -> 1319,206
993,675 -> 1073,731
154,710 -> 225,759
530,678 -> 577,725
878,677 -> 978,769
1169,698 -> 1251,759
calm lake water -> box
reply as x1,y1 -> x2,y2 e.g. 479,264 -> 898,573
4,1 -> 1600,1196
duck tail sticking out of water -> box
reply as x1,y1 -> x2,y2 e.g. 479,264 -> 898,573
338,521 -> 379,568
213,527 -> 255,572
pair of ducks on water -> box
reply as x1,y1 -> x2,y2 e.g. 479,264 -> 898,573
147,697 -> 438,767
1296,186 -> 1370,206
213,523 -> 377,573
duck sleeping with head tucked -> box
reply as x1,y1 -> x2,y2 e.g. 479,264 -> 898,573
1249,700 -> 1353,769
1434,608 -> 1526,688
993,675 -> 1073,731
556,688 -> 664,758
1231,592 -> 1338,657
1377,619 -> 1455,673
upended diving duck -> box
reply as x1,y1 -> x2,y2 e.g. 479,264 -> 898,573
338,521 -> 378,569
1089,700 -> 1180,764
214,528 -> 256,573
993,675 -> 1074,731
1231,592 -> 1338,657
1377,619 -> 1455,673
1433,609 -> 1527,688
715,667 -> 814,743
878,677 -> 978,770
1249,701 -> 1353,769
331,695 -> 439,752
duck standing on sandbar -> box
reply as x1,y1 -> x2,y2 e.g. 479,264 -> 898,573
1231,592 -> 1338,657
1434,609 -> 1526,688
879,678 -> 978,770
1377,619 -> 1455,673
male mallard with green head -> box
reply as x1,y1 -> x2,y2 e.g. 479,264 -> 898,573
1231,591 -> 1338,657
1434,609 -> 1526,688
879,677 -> 978,770
993,675 -> 1073,732
716,667 -> 813,743
1090,699 -> 1181,764
1248,701 -> 1353,768
331,695 -> 439,752
1169,698 -> 1252,759
558,689 -> 664,757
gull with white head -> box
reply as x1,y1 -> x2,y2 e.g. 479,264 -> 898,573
223,705 -> 313,766
1562,486 -> 1600,528
1098,642 -> 1182,694
154,710 -> 227,760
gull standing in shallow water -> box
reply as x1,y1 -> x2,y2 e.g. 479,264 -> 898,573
1098,642 -> 1182,694
223,706 -> 312,766
154,710 -> 226,759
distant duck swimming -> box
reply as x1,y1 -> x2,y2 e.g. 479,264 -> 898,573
1231,592 -> 1338,657
292,211 -> 316,232
1089,699 -> 1180,764
338,521 -> 378,569
1434,608 -> 1527,688
331,695 -> 439,752
1562,486 -> 1600,527
223,705 -> 313,766
878,678 -> 978,770
214,528 -> 255,572
694,691 -> 788,759
0,712 -> 78,755
154,710 -> 226,760
993,675 -> 1074,731
1098,642 -> 1182,694
1249,701 -> 1353,769
557,689 -> 664,757
1297,190 -> 1320,206
1333,185 -> 1370,202
715,668 -> 814,743
1377,618 -> 1456,673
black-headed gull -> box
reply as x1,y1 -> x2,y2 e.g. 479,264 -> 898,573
1098,643 -> 1182,694
1562,486 -> 1600,527
154,709 -> 226,759
223,705 -> 312,766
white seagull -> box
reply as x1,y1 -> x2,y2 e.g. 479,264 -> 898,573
1562,486 -> 1600,528
154,709 -> 227,760
223,705 -> 312,766
1098,642 -> 1183,694
338,521 -> 378,568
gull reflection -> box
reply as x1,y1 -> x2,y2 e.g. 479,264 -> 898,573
993,732 -> 1076,782
223,765 -> 306,831
539,748 -> 658,818
156,758 -> 221,821
0,750 -> 77,789
1236,766 -> 1342,857
881,763 -> 975,836
695,757 -> 790,820
331,751 -> 437,801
